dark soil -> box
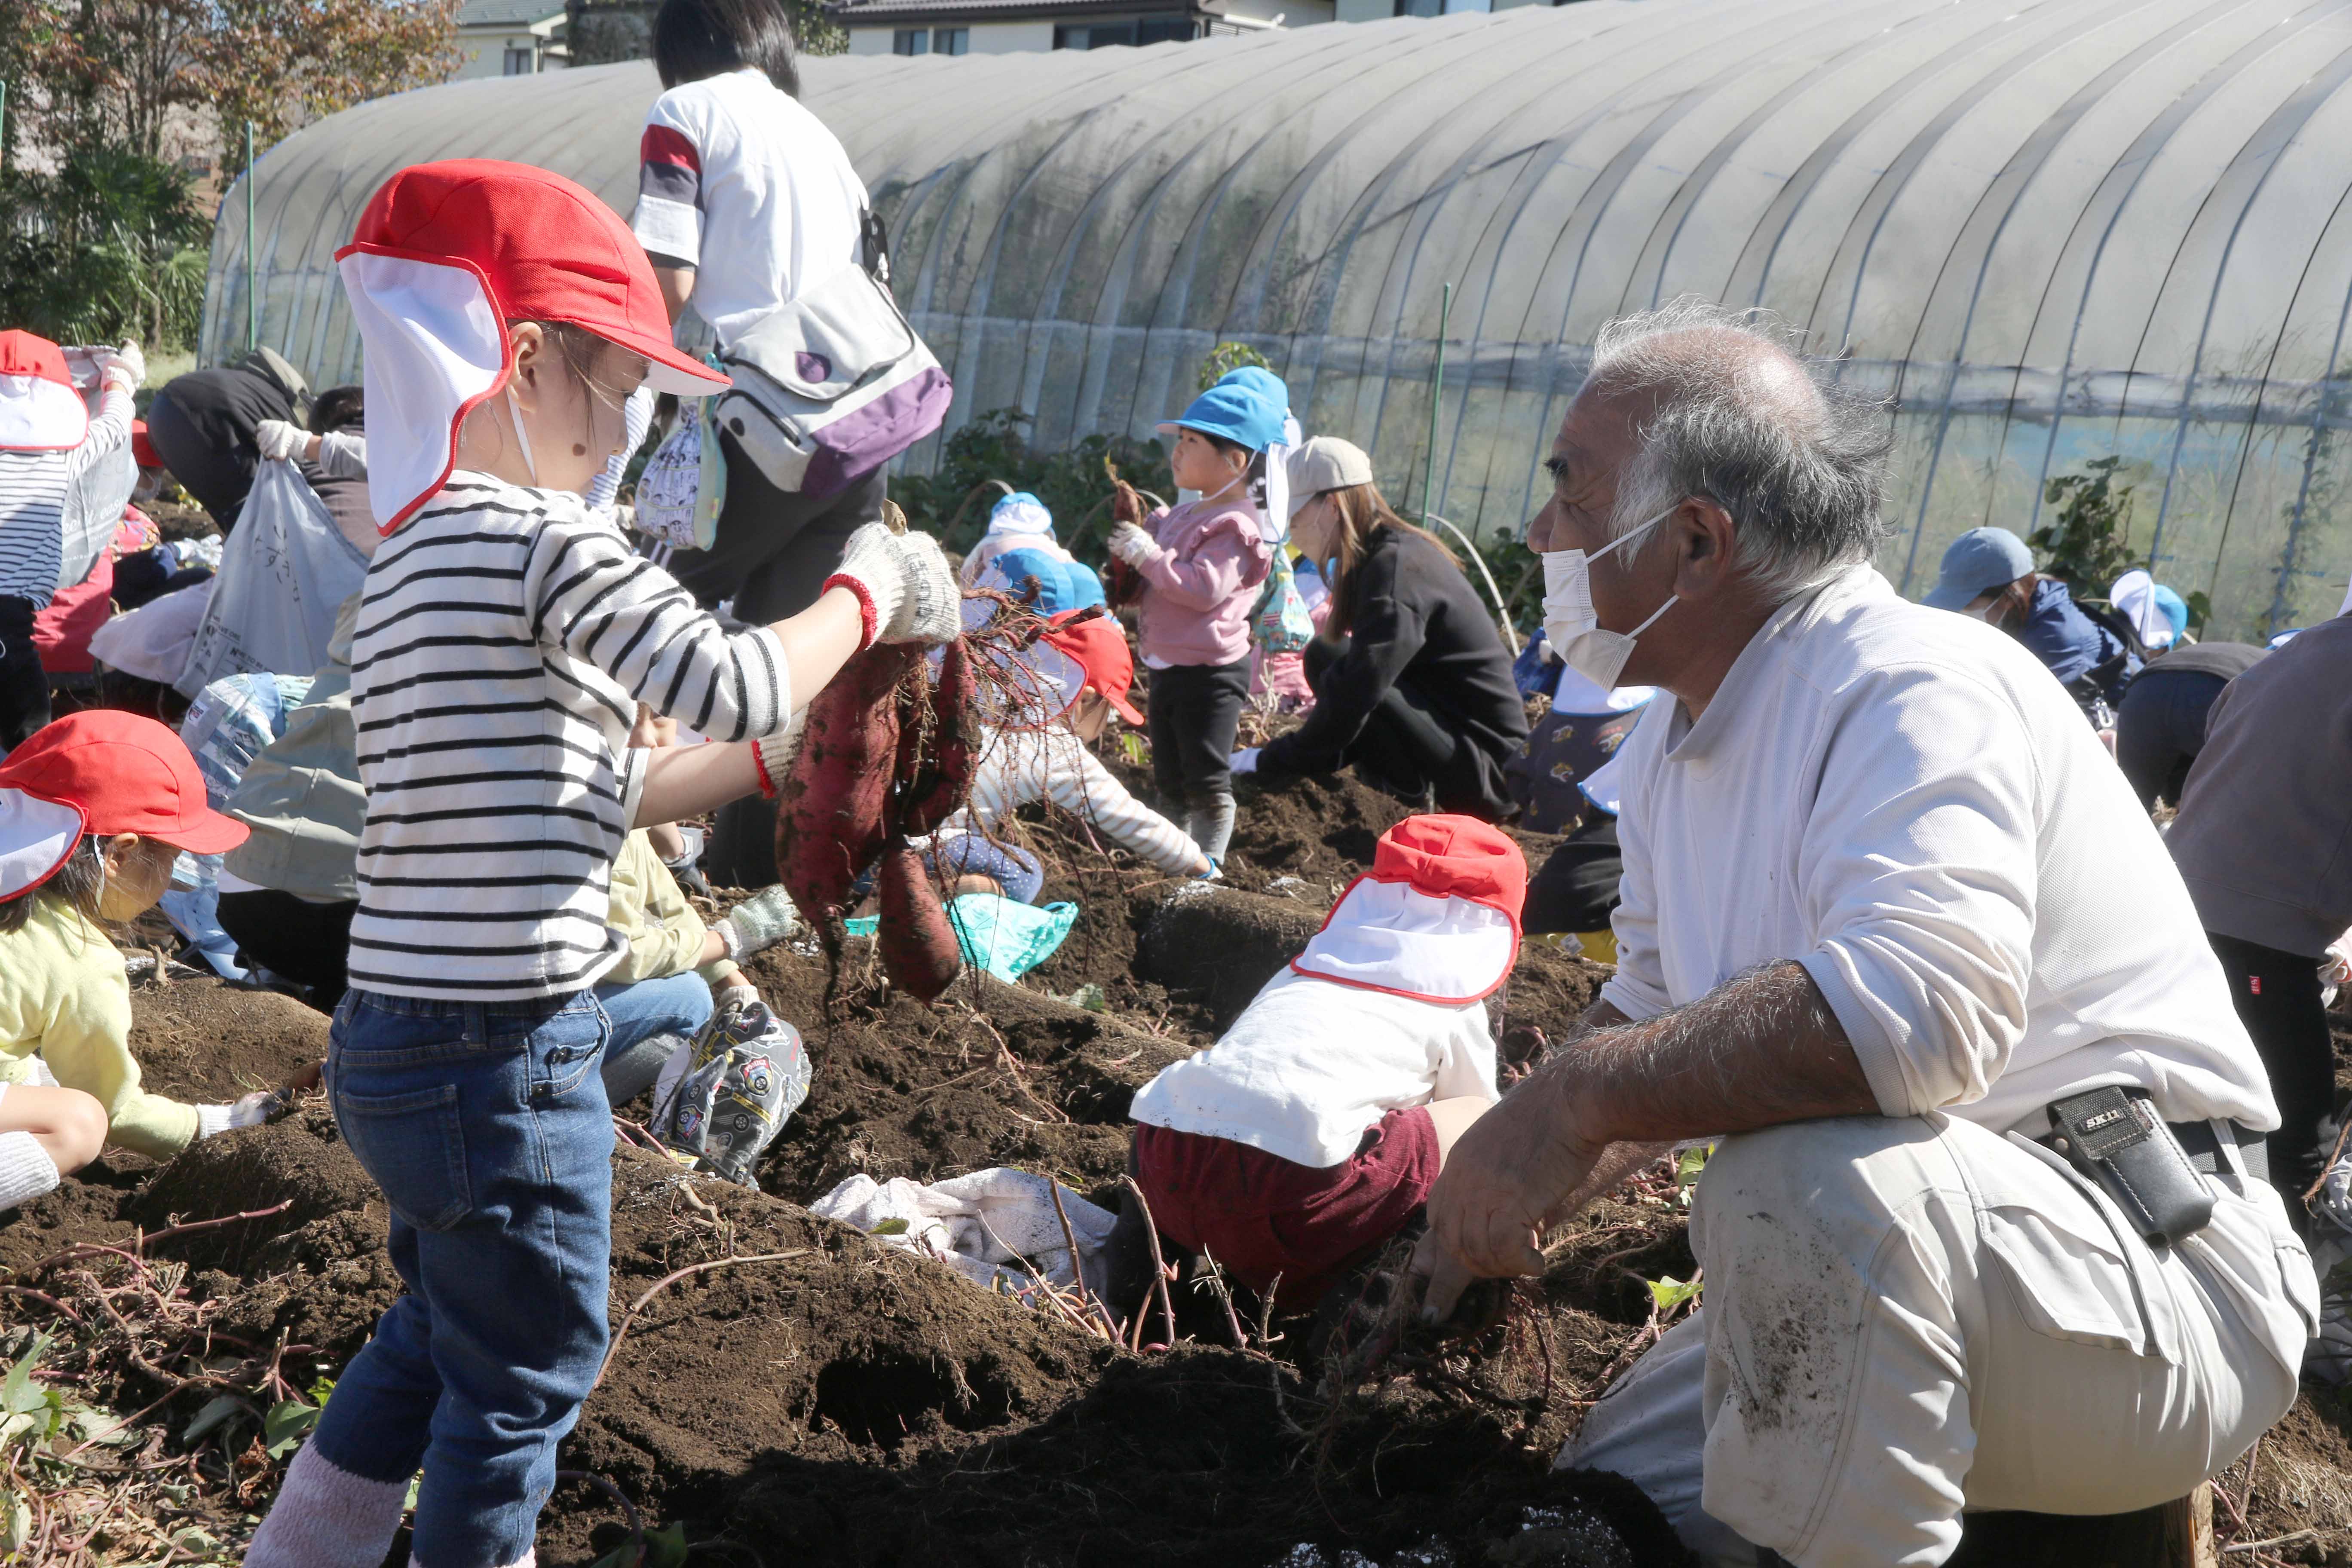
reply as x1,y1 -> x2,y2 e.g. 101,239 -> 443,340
14,770 -> 2349,1565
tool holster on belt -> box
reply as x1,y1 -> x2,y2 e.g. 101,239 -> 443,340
2038,1085 -> 2266,1248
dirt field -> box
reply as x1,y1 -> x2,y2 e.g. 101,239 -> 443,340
6,769 -> 2352,1565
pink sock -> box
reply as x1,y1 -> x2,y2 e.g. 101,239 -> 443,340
248,1443 -> 409,1568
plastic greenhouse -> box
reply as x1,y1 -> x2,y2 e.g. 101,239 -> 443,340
202,0 -> 2352,638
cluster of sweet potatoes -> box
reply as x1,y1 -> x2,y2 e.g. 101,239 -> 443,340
773,637 -> 981,1002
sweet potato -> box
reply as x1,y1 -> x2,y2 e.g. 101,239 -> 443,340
896,637 -> 980,837
774,640 -> 922,939
876,837 -> 962,1001
1104,476 -> 1148,609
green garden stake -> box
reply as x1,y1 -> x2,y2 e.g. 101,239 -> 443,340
246,120 -> 258,352
1423,280 -> 1452,530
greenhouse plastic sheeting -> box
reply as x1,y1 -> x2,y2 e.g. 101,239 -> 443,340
202,0 -> 2352,640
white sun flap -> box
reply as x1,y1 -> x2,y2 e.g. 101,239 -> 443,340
0,373 -> 89,451
1292,879 -> 1517,1002
337,250 -> 508,532
0,791 -> 86,900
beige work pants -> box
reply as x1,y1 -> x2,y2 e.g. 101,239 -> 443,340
1561,1112 -> 2317,1566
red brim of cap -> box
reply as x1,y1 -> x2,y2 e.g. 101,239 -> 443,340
1102,689 -> 1145,726
152,805 -> 251,857
599,323 -> 730,397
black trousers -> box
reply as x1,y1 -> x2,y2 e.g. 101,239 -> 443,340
1301,637 -> 1512,821
2207,930 -> 2334,1200
217,890 -> 357,1012
0,595 -> 52,750
674,446 -> 887,889
2113,668 -> 2230,811
1148,658 -> 1251,809
1522,816 -> 1623,937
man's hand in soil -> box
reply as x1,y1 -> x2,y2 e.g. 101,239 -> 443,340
1411,963 -> 1877,1323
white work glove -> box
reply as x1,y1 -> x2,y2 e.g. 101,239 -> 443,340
717,885 -> 799,961
195,1090 -> 280,1139
254,419 -> 310,463
1229,747 -> 1261,776
98,341 -> 145,393
751,706 -> 806,800
1106,521 -> 1158,567
826,521 -> 961,647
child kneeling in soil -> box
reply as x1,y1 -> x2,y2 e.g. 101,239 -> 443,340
1115,815 -> 1521,1313
928,608 -> 1209,899
0,712 -> 266,1204
246,160 -> 957,1568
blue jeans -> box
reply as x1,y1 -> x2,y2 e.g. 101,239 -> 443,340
312,988 -> 613,1568
594,973 -> 713,1104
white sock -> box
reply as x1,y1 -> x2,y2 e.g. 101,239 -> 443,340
412,1554 -> 533,1568
0,1131 -> 59,1211
248,1442 -> 410,1568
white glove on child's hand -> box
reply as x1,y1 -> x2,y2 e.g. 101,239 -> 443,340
1229,747 -> 1261,776
254,419 -> 310,463
826,522 -> 961,647
227,1090 -> 279,1129
1107,521 -> 1158,567
718,885 -> 799,961
98,341 -> 145,392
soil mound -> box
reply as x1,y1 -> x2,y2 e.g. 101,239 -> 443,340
128,979 -> 329,1104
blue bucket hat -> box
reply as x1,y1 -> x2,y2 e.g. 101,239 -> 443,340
988,490 -> 1054,537
1157,367 -> 1292,453
984,547 -> 1105,617
1923,527 -> 2035,611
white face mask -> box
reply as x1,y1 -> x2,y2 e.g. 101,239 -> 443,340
505,383 -> 538,485
1540,508 -> 1678,691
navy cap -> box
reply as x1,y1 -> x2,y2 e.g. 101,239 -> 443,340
1923,527 -> 2035,611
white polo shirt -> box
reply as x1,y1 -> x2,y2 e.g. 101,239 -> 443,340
1601,564 -> 2274,1138
631,67 -> 869,352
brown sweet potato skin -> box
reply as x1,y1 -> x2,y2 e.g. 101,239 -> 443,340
897,638 -> 979,837
1104,478 -> 1147,609
876,838 -> 961,1000
774,641 -> 920,935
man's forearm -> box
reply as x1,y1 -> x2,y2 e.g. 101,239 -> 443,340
1551,961 -> 1877,1146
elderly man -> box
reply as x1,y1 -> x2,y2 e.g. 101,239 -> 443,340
1411,302 -> 2313,1566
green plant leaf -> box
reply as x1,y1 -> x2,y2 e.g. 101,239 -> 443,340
262,1398 -> 322,1458
870,1218 -> 910,1237
308,1375 -> 337,1407
182,1393 -> 245,1445
1,1330 -> 52,1416
1647,1274 -> 1702,1314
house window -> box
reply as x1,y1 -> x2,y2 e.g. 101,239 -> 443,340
932,26 -> 968,52
502,45 -> 536,73
1055,17 -> 1189,46
893,27 -> 928,53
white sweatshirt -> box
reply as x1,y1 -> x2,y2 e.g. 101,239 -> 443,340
946,723 -> 1201,877
1602,565 -> 2273,1138
1129,968 -> 1499,1168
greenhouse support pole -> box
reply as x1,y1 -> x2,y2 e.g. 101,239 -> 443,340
245,120 -> 257,352
1422,282 -> 1451,529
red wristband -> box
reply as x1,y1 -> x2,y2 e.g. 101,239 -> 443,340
824,573 -> 879,649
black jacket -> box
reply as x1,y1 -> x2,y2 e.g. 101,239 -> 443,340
1261,527 -> 1527,806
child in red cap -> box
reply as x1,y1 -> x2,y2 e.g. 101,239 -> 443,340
0,332 -> 145,748
248,159 -> 960,1568
0,712 -> 264,1211
1113,815 -> 1524,1314
925,608 -> 1209,900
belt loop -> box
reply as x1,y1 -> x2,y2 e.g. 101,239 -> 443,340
2209,1118 -> 2247,1195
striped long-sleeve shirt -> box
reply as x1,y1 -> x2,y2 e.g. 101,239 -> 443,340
347,475 -> 793,1000
0,384 -> 134,608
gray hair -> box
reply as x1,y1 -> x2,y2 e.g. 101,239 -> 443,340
1584,298 -> 1893,604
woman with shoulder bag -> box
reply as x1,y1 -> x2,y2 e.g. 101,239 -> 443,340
632,0 -> 886,884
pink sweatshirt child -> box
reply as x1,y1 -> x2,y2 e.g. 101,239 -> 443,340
1130,497 -> 1273,668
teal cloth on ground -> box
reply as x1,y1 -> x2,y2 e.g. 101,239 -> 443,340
947,895 -> 1077,982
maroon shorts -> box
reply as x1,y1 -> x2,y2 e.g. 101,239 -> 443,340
1133,1107 -> 1438,1308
